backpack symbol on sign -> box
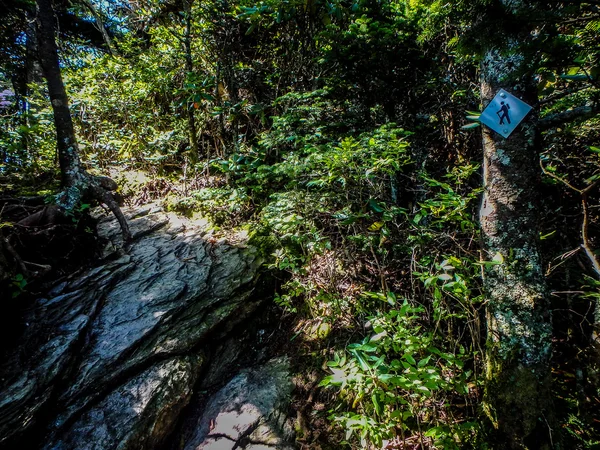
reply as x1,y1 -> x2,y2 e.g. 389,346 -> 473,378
497,102 -> 511,125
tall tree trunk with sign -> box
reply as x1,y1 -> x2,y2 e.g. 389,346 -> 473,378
479,8 -> 553,450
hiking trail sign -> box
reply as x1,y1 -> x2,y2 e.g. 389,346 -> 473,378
480,89 -> 533,138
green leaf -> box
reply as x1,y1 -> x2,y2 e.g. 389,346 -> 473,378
540,230 -> 556,240
370,331 -> 387,342
492,252 -> 504,264
368,221 -> 385,231
586,173 -> 600,184
404,353 -> 416,366
461,122 -> 480,130
559,74 -> 589,81
418,355 -> 432,368
372,393 -> 383,416
416,385 -> 430,393
368,199 -> 384,213
386,291 -> 397,306
352,349 -> 371,371
359,343 -> 378,353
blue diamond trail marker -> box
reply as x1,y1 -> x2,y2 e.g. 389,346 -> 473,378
480,89 -> 533,139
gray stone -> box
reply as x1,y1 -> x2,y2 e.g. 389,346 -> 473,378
0,206 -> 276,450
46,356 -> 202,450
182,357 -> 294,450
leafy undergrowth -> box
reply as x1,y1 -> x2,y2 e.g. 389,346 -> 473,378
158,104 -> 489,448
4,91 -> 596,448
158,90 -> 600,447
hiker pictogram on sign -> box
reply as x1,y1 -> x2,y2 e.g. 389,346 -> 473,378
479,89 -> 532,138
497,101 -> 510,125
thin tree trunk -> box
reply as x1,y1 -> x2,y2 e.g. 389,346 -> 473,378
80,0 -> 115,55
215,63 -> 226,157
35,0 -> 131,241
480,41 -> 553,448
10,18 -> 43,165
184,0 -> 200,162
36,0 -> 84,186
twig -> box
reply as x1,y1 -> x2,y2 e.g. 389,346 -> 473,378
546,247 -> 581,276
537,86 -> 595,106
540,158 -> 600,279
1,230 -> 30,277
542,412 -> 554,448
80,0 -> 115,55
369,243 -> 388,293
539,159 -> 581,193
581,192 -> 600,278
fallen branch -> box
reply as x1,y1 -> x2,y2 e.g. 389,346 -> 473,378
538,104 -> 599,131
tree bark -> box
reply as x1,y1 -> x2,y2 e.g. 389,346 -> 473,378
479,28 -> 554,449
35,0 -> 131,242
184,0 -> 200,162
36,0 -> 82,185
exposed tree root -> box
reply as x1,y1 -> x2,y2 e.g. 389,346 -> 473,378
0,192 -> 103,300
54,172 -> 132,243
1,229 -> 30,278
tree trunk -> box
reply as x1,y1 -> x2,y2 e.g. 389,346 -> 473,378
184,0 -> 200,162
479,40 -> 553,448
36,0 -> 82,185
35,0 -> 131,242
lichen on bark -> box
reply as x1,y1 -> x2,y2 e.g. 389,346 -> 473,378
479,7 -> 554,447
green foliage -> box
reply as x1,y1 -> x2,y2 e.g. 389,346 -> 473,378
210,86 -> 485,446
165,187 -> 253,227
0,80 -> 57,176
321,298 -> 479,448
10,273 -> 27,298
65,48 -> 186,170
315,170 -> 484,447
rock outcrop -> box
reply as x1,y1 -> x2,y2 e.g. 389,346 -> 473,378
0,206 -> 294,450
181,357 -> 294,450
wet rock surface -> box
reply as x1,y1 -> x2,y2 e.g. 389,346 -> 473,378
0,206 -> 294,450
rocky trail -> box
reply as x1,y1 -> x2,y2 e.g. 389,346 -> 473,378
0,205 -> 295,450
